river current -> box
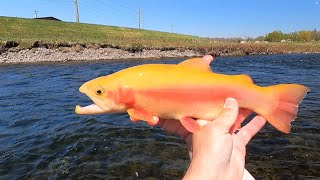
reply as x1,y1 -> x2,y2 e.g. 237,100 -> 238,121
0,54 -> 319,179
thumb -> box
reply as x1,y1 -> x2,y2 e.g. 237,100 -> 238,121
214,98 -> 239,134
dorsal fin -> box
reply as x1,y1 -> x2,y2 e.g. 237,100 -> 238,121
233,74 -> 253,84
178,56 -> 213,72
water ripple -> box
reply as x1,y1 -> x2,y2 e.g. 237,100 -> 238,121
0,55 -> 319,179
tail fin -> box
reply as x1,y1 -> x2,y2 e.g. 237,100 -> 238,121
263,84 -> 309,133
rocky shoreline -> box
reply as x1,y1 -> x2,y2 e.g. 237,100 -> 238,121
1,40 -> 320,64
0,47 -> 202,64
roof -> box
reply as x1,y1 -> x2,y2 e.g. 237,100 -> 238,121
34,17 -> 62,21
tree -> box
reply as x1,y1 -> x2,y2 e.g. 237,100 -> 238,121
312,29 -> 320,41
298,31 -> 313,42
265,31 -> 285,42
255,36 -> 265,41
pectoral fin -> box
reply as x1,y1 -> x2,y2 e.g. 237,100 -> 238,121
127,108 -> 159,125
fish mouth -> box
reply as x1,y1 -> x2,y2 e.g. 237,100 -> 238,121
75,103 -> 106,114
76,90 -> 111,115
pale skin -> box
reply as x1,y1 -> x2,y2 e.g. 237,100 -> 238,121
151,98 -> 266,180
146,56 -> 266,179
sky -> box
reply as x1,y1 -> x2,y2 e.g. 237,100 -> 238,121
1,0 -> 320,38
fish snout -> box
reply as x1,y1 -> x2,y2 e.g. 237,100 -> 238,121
79,84 -> 88,94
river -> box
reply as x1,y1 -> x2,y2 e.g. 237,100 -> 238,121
0,54 -> 319,179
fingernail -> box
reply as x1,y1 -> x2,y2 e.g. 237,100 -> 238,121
224,98 -> 236,109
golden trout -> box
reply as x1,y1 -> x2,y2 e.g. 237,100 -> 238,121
75,56 -> 309,133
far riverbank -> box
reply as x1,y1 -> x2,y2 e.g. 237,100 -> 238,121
0,46 -> 201,64
2,17 -> 320,64
1,41 -> 320,64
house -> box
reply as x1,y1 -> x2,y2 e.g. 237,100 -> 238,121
34,17 -> 62,21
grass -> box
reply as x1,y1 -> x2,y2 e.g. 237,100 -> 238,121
1,16 -> 320,55
0,16 -> 213,49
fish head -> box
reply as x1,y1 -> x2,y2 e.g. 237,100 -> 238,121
75,75 -> 126,115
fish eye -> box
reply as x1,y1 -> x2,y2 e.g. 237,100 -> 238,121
95,87 -> 104,95
96,90 -> 102,95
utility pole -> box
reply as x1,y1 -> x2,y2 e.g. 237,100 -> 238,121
34,10 -> 38,18
137,6 -> 141,29
171,24 -> 174,33
74,0 -> 80,23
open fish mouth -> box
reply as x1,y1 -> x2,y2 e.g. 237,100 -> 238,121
75,103 -> 106,114
75,94 -> 111,114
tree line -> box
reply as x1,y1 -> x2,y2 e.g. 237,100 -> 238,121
256,29 -> 320,42
207,30 -> 320,43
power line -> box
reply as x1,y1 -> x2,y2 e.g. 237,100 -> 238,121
96,0 -> 121,12
80,0 -> 136,28
106,0 -> 136,12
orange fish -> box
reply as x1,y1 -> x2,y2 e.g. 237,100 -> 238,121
75,56 -> 309,133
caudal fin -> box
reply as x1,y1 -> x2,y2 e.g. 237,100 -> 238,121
263,84 -> 309,133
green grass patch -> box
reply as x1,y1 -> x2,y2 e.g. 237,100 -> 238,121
0,16 -> 213,49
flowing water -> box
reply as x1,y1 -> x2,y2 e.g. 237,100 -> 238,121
0,54 -> 319,179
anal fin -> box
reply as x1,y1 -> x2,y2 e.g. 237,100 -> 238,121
180,116 -> 200,133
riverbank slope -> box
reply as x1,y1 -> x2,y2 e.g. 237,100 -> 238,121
1,16 -> 320,63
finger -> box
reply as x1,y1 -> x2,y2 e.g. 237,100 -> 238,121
236,116 -> 266,145
202,55 -> 214,64
161,119 -> 181,134
160,119 -> 190,139
214,98 -> 239,133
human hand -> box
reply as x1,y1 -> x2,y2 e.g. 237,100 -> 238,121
152,98 -> 265,179
183,98 -> 266,180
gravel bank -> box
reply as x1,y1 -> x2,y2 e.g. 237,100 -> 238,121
0,47 -> 202,64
